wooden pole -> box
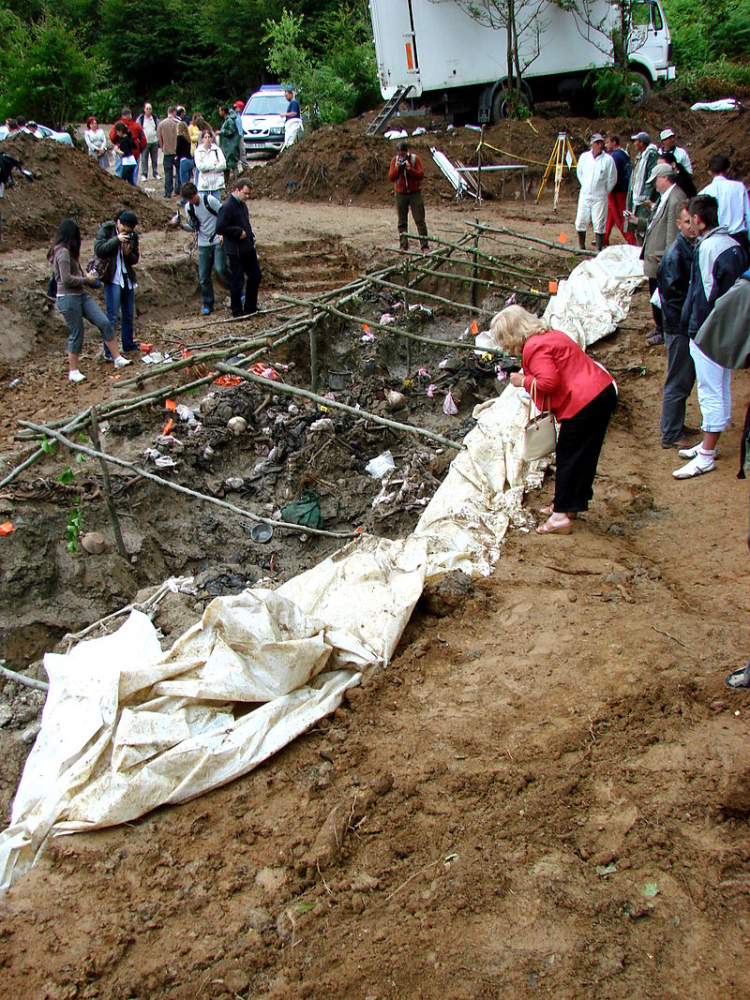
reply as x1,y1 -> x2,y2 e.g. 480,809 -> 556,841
275,293 -> 503,354
466,221 -> 595,256
366,275 -> 485,315
19,421 -> 358,540
308,304 -> 318,392
215,363 -> 462,451
89,406 -> 129,560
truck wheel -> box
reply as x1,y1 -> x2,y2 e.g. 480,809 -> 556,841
627,71 -> 651,108
491,86 -> 532,123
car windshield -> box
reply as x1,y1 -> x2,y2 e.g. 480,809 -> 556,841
245,95 -> 288,115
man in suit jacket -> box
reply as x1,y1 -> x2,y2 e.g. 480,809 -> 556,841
641,163 -> 688,345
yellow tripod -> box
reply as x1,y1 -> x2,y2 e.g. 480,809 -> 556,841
536,132 -> 577,210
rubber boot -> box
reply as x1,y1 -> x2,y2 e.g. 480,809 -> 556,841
595,232 -> 605,254
577,231 -> 586,250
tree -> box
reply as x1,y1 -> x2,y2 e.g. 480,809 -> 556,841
0,13 -> 97,125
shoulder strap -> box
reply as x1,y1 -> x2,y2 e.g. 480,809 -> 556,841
203,194 -> 218,217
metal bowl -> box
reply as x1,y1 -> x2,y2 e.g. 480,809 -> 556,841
250,523 -> 274,544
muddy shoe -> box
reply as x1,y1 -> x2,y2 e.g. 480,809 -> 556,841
68,369 -> 86,383
726,661 -> 750,690
646,330 -> 665,346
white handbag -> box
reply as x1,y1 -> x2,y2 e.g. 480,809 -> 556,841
521,378 -> 557,461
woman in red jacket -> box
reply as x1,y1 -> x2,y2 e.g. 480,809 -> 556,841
491,305 -> 617,535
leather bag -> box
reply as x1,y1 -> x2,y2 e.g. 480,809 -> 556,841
521,378 -> 557,461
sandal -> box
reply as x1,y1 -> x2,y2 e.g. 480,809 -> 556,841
540,506 -> 577,519
537,518 -> 572,535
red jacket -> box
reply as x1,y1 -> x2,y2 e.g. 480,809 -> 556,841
389,153 -> 424,194
521,330 -> 614,420
110,117 -> 147,154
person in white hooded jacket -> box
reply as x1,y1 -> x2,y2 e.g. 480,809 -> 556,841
193,131 -> 226,199
575,133 -> 617,253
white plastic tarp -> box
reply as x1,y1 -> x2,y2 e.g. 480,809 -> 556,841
0,243 -> 646,896
543,245 -> 645,349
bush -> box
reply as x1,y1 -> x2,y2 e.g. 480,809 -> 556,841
677,59 -> 750,101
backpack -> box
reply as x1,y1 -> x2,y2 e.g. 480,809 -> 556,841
187,195 -> 218,233
86,254 -> 114,283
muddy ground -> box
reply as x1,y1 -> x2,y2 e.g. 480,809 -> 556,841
0,95 -> 749,999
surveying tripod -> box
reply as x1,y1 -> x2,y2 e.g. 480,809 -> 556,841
536,132 -> 578,210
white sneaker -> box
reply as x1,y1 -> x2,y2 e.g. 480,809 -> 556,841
673,454 -> 716,479
68,369 -> 86,383
113,356 -> 132,369
678,442 -> 717,460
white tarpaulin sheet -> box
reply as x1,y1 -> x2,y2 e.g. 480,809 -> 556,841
543,245 -> 645,349
0,245 -> 645,896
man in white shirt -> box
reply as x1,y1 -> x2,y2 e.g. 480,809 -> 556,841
659,128 -> 692,175
700,154 -> 750,255
137,102 -> 160,182
575,133 -> 617,253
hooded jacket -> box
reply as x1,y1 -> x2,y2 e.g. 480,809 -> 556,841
681,226 -> 748,338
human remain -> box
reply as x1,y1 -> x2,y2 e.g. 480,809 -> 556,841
94,210 -> 141,359
49,219 -> 131,382
490,305 -> 617,535
216,179 -> 262,318
283,88 -> 304,148
388,141 -> 429,252
673,195 -> 749,479
181,181 -> 228,316
575,133 -> 616,253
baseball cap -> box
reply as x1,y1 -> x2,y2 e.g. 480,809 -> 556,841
647,162 -> 678,183
234,100 -> 244,110
660,128 -> 675,140
590,133 -> 605,144
118,210 -> 138,228
631,131 -> 651,143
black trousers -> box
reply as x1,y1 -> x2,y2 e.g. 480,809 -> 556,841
554,383 -> 617,513
228,249 -> 262,317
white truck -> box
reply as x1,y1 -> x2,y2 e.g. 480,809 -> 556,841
368,0 -> 675,121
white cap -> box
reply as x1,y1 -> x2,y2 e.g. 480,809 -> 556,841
660,128 -> 675,140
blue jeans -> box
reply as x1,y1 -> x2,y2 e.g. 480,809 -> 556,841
179,156 -> 194,186
57,292 -> 114,355
198,243 -> 229,309
121,163 -> 137,186
104,282 -> 136,356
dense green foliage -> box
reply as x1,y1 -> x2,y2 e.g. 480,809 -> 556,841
662,0 -> 750,98
0,0 -> 378,127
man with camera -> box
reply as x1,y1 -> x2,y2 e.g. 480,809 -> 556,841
93,210 -> 140,358
388,141 -> 429,252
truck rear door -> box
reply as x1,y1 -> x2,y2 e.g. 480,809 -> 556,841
370,0 -> 422,97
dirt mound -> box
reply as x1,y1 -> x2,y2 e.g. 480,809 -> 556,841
246,92 -> 750,206
0,133 -> 172,251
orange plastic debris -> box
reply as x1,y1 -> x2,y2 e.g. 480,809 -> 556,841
558,232 -> 568,244
0,522 -> 14,536
548,280 -> 559,293
180,347 -> 192,359
213,374 -> 242,387
470,319 -> 479,335
362,323 -> 370,334
139,342 -> 154,353
162,418 -> 174,435
165,399 -> 177,411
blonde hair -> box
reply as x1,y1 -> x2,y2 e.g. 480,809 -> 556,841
489,305 -> 549,354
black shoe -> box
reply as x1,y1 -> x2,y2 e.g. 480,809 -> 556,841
646,330 -> 664,346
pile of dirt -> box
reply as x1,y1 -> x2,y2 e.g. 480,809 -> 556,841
0,133 -> 172,251
246,91 -> 750,205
